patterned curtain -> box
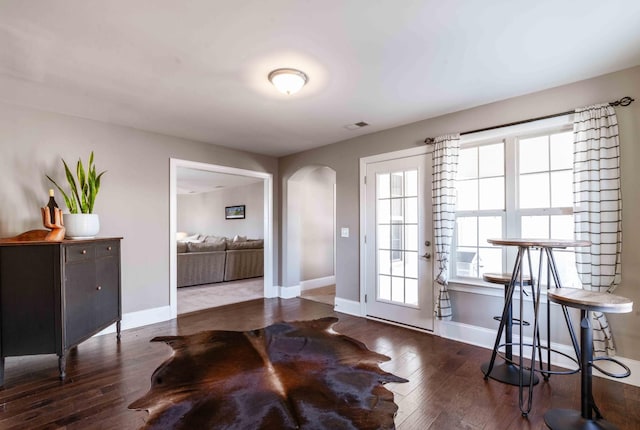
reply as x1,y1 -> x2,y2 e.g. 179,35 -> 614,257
573,104 -> 622,357
433,134 -> 460,320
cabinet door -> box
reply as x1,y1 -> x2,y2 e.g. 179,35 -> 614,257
94,241 -> 120,329
64,244 -> 97,348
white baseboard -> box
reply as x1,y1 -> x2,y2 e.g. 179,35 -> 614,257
94,305 -> 173,336
334,297 -> 362,317
300,275 -> 336,291
439,319 -> 640,387
279,284 -> 301,299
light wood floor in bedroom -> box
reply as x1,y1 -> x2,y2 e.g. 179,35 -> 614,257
1,298 -> 638,429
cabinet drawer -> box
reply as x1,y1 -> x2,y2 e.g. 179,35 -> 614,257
96,241 -> 119,258
65,244 -> 95,263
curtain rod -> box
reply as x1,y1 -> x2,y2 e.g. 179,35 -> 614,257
423,96 -> 635,144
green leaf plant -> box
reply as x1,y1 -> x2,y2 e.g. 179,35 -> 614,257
46,151 -> 106,214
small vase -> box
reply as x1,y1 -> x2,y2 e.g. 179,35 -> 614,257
63,213 -> 100,239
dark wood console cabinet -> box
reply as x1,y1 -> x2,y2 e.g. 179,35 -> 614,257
0,237 -> 122,385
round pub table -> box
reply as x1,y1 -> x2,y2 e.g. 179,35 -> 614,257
545,288 -> 633,430
483,238 -> 590,417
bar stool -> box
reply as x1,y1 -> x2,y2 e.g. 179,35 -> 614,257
480,272 -> 539,386
545,288 -> 633,430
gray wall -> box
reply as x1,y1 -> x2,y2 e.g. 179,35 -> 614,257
278,66 -> 640,360
0,101 -> 278,314
177,182 -> 264,239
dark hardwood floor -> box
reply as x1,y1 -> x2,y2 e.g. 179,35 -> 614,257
1,298 -> 638,429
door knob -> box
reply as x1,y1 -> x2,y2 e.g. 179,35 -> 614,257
422,253 -> 431,259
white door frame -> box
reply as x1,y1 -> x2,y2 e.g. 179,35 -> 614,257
169,158 -> 275,319
359,145 -> 434,327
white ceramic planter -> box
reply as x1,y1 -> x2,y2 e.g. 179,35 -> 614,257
63,213 -> 100,239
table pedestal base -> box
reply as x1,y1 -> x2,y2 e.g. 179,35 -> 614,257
545,409 -> 619,430
480,362 -> 538,386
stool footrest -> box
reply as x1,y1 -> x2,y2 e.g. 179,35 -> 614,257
592,357 -> 631,379
492,315 -> 530,326
495,342 -> 580,376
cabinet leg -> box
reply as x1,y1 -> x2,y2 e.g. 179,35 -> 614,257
58,354 -> 66,380
116,320 -> 121,341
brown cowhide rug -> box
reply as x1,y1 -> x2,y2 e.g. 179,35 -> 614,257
129,317 -> 407,429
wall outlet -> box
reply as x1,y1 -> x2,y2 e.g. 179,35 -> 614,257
341,227 -> 349,238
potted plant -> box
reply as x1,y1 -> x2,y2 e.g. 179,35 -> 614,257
47,151 -> 106,239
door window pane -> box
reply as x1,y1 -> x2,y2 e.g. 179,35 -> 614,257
405,251 -> 418,279
405,278 -> 418,306
377,173 -> 390,199
391,277 -> 404,302
378,275 -> 391,301
404,170 -> 417,196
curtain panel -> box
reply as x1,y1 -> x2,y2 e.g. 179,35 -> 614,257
432,134 -> 460,320
573,103 -> 622,356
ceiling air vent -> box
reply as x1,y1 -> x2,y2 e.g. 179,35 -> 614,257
344,121 -> 369,130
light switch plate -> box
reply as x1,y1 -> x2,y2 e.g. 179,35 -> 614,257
341,227 -> 349,238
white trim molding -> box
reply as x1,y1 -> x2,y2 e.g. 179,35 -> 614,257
94,305 -> 173,336
279,284 -> 301,299
300,275 -> 335,291
438,319 -> 640,387
334,297 -> 363,317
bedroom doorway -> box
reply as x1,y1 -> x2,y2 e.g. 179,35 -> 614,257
169,159 -> 274,318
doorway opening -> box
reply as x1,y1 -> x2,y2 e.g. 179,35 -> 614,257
285,166 -> 336,305
169,159 -> 274,318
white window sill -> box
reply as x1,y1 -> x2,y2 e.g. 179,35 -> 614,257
447,277 -> 551,303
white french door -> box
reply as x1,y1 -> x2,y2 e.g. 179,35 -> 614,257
365,153 -> 434,331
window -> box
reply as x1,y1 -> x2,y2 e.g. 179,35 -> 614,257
451,123 -> 581,287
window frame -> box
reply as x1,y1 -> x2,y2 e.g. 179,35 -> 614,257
449,118 -> 575,287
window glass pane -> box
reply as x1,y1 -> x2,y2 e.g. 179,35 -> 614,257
377,199 -> 390,224
378,224 -> 390,250
405,225 -> 418,251
479,143 -> 504,177
478,216 -> 502,246
391,172 -> 403,197
456,247 -> 477,277
405,251 -> 418,278
458,147 -> 478,180
378,250 -> 391,275
391,250 -> 404,276
456,217 -> 477,247
456,179 -> 478,211
551,215 -> 574,241
391,276 -> 404,302
391,199 -> 403,221
479,177 -> 504,210
550,131 -> 573,171
551,170 -> 573,207
378,275 -> 391,301
377,173 -> 390,199
405,278 -> 418,306
391,224 -> 403,251
404,170 -> 417,197
520,172 -> 550,208
405,197 -> 417,223
521,215 -> 549,239
520,136 -> 549,173
478,247 -> 502,277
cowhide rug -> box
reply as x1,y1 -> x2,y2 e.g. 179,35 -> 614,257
129,317 -> 407,429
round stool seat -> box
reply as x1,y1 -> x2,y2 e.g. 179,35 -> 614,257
483,272 -> 533,285
547,288 -> 632,314
545,288 -> 633,430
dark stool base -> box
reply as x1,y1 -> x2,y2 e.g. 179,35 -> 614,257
480,362 -> 539,386
545,409 -> 619,430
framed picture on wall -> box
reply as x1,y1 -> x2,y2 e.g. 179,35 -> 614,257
225,205 -> 245,220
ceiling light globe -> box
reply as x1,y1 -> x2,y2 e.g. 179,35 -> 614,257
268,68 -> 308,95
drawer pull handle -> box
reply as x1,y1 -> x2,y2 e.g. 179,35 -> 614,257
96,285 -> 102,291
81,250 -> 87,255
107,246 -> 112,251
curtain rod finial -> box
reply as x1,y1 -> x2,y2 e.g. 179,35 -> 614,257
424,137 -> 435,145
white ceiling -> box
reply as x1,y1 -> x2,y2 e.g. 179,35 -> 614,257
177,167 -> 262,195
1,1 -> 640,157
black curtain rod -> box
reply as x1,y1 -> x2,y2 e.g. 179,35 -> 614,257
423,96 -> 635,144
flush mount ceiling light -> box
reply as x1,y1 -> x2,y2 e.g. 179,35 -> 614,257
268,68 -> 308,95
